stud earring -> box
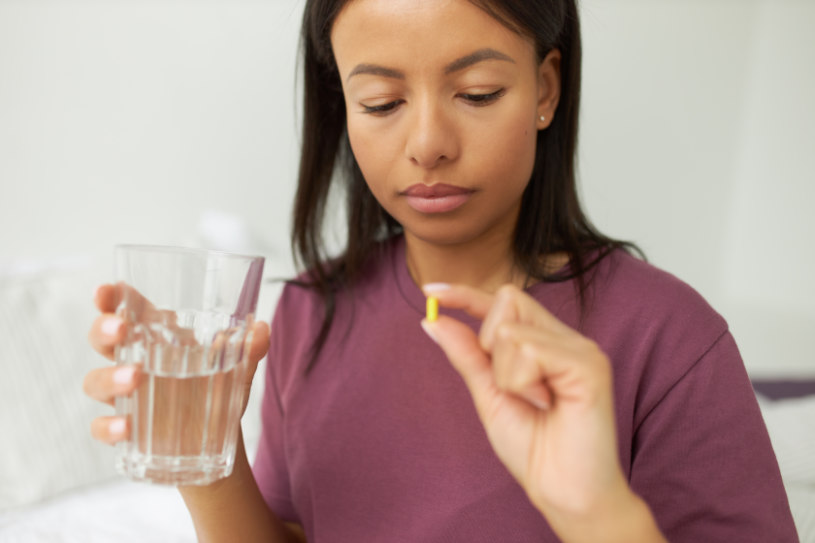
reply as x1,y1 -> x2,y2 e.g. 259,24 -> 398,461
539,115 -> 546,122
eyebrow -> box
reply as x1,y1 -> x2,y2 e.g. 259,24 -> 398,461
345,48 -> 515,82
444,48 -> 515,74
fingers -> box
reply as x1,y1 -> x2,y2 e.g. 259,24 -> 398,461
423,282 -> 611,412
423,283 -> 571,352
91,416 -> 129,445
422,283 -> 494,320
492,323 -> 610,407
84,364 -> 138,445
93,283 -> 123,313
83,364 -> 141,406
242,321 -> 270,397
88,313 -> 125,360
94,282 -> 157,321
90,282 -> 156,359
481,285 -> 571,348
490,322 -> 554,408
480,287 -> 519,352
511,329 -> 612,404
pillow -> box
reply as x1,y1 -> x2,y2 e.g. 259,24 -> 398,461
755,388 -> 815,486
0,259 -> 119,510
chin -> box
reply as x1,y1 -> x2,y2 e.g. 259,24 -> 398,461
401,219 -> 503,249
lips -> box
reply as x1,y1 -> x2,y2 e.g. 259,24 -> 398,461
401,183 -> 474,214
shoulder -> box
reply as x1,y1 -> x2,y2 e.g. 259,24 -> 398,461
585,249 -> 728,345
273,279 -> 323,334
573,250 -> 737,411
594,250 -> 718,313
270,236 -> 401,351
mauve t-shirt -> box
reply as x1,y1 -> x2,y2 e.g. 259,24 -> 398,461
253,236 -> 798,542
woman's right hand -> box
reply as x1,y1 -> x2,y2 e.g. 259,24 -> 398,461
83,283 -> 271,446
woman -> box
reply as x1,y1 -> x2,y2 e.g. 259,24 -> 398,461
86,0 -> 798,541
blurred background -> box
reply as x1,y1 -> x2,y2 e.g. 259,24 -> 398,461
1,0 -> 814,534
1,0 -> 813,374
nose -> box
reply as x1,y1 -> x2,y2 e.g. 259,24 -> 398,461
404,98 -> 459,169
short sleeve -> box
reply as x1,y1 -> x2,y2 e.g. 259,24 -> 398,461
251,294 -> 299,523
630,331 -> 798,541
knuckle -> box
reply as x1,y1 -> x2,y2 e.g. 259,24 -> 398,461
492,361 -> 510,390
90,418 -> 106,442
494,321 -> 515,341
493,374 -> 510,392
514,347 -> 541,385
88,316 -> 104,341
495,283 -> 520,300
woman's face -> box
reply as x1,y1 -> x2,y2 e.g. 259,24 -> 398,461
331,0 -> 559,248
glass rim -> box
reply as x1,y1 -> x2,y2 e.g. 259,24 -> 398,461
114,244 -> 265,263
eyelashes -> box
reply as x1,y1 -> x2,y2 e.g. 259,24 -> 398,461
360,88 -> 506,116
459,88 -> 505,105
361,100 -> 406,115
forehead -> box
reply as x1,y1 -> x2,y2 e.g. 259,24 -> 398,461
330,0 -> 536,75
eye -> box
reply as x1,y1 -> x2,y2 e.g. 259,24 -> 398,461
361,99 -> 405,116
459,89 -> 506,106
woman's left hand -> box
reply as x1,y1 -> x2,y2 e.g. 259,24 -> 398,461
421,284 -> 664,542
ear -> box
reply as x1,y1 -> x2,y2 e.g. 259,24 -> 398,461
536,49 -> 562,130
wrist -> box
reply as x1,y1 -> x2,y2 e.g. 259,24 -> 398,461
601,491 -> 666,543
178,430 -> 251,503
539,485 -> 667,543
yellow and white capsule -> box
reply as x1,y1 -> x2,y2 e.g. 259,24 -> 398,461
426,295 -> 439,322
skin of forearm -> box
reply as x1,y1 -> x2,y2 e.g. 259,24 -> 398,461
537,488 -> 668,543
178,433 -> 304,543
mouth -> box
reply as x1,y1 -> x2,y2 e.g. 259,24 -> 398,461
400,183 -> 475,214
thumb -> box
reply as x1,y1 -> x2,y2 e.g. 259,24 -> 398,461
248,320 -> 270,366
240,320 -> 270,416
245,320 -> 270,385
422,316 -> 496,415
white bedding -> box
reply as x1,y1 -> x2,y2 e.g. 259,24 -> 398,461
758,392 -> 815,542
0,480 -> 195,543
788,486 -> 815,543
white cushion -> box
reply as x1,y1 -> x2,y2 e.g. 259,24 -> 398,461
0,261 -> 118,510
758,393 -> 815,486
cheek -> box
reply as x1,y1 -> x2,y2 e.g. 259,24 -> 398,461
346,120 -> 395,195
346,121 -> 369,170
475,113 -> 538,187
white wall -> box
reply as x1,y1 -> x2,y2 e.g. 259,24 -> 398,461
0,0 -> 304,275
579,0 -> 815,376
1,0 -> 813,377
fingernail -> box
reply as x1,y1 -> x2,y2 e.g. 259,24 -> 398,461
113,366 -> 135,385
101,316 -> 122,336
530,397 -> 550,410
421,320 -> 439,344
109,418 -> 126,437
524,387 -> 551,411
422,283 -> 450,293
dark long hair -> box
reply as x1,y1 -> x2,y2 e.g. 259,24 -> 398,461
292,0 -> 638,364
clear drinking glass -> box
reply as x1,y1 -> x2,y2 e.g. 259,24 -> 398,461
112,245 -> 264,485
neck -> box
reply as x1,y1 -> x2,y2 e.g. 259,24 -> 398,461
404,230 -> 526,294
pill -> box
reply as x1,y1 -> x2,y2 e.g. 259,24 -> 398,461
426,296 -> 439,322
